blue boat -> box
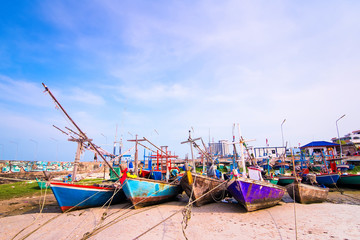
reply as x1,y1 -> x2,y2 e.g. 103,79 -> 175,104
50,181 -> 126,212
227,177 -> 286,212
315,173 -> 340,187
121,178 -> 181,209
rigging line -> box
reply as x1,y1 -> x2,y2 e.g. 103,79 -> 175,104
265,209 -> 283,240
81,176 -> 182,238
135,179 -> 230,240
181,172 -> 197,240
292,185 -> 298,240
15,185 -> 106,240
11,186 -> 49,240
81,205 -> 159,240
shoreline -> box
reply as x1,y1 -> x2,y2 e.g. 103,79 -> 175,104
1,191 -> 360,240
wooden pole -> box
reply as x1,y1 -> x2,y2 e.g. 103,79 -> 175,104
42,83 -> 120,179
72,140 -> 83,182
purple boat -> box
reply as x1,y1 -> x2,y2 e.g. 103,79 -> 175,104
227,177 -> 286,212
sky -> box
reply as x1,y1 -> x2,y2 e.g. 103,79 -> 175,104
0,0 -> 359,162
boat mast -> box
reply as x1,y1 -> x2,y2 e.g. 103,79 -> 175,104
42,83 -> 120,179
238,124 -> 247,177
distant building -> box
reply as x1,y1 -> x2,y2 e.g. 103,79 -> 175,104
253,146 -> 286,158
331,130 -> 360,155
208,140 -> 230,157
331,130 -> 360,148
300,141 -> 339,156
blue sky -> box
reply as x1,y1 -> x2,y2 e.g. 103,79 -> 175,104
0,0 -> 359,162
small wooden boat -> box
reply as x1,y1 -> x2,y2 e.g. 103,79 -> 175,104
50,181 -> 126,212
227,177 -> 286,212
285,181 -> 329,204
121,177 -> 181,209
180,171 -> 226,207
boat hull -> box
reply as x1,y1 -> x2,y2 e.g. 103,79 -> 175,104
277,176 -> 296,186
50,182 -> 126,212
286,182 -> 328,204
180,172 -> 226,207
122,178 -> 181,209
338,174 -> 360,188
316,174 -> 340,187
36,178 -> 49,189
227,178 -> 286,212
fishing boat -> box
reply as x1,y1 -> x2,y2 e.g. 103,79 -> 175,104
50,181 -> 126,212
315,173 -> 340,187
121,177 -> 181,209
180,132 -> 227,206
226,126 -> 286,211
36,177 -> 49,189
338,174 -> 360,188
285,181 -> 328,204
119,137 -> 182,209
227,167 -> 286,212
180,171 -> 226,207
277,175 -> 296,186
327,158 -> 360,188
42,83 -> 127,212
286,150 -> 328,204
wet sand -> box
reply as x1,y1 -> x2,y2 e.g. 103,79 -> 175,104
1,190 -> 360,240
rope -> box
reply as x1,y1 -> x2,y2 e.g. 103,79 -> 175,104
13,182 -> 116,240
11,185 -> 49,240
292,183 -> 298,240
80,177 -> 182,239
81,205 -> 158,240
134,178 -> 230,240
181,172 -> 197,240
265,210 -> 283,240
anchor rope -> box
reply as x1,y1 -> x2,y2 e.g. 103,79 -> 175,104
181,172 -> 197,240
13,180 -> 120,240
11,185 -> 49,240
80,176 -> 182,239
134,178 -> 230,240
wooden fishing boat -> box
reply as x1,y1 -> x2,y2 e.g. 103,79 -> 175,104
227,177 -> 286,212
50,181 -> 126,212
315,173 -> 340,187
180,171 -> 226,207
121,177 -> 181,209
285,181 -> 328,204
337,174 -> 360,188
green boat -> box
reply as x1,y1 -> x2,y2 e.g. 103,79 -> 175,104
337,174 -> 360,188
277,176 -> 296,186
36,178 -> 49,189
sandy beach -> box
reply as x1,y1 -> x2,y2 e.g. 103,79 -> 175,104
1,190 -> 360,240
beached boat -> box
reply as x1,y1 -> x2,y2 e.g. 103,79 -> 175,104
286,149 -> 329,204
315,173 -> 340,187
264,176 -> 279,185
227,176 -> 286,212
337,174 -> 360,188
180,171 -> 226,207
50,181 -> 126,212
180,131 -> 227,206
285,181 -> 328,204
121,177 -> 181,209
277,176 -> 296,186
36,177 -> 49,189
